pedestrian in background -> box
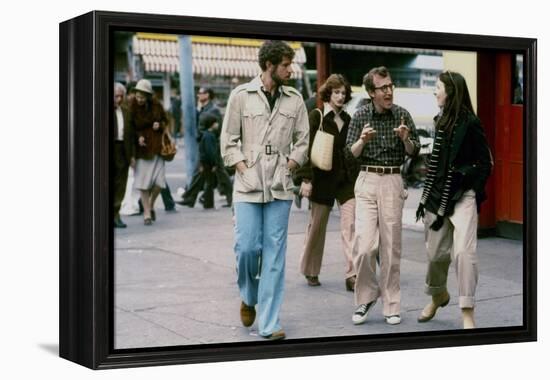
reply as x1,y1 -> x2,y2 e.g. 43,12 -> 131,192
180,114 -> 223,209
178,87 -> 232,208
113,82 -> 134,228
129,79 -> 170,225
170,88 -> 183,138
346,66 -> 420,326
220,40 -> 309,340
124,81 -> 177,217
196,87 -> 222,128
294,74 -> 358,291
416,70 -> 492,329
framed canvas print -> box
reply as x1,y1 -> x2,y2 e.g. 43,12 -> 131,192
59,10 -> 537,369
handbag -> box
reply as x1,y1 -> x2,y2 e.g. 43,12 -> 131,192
160,129 -> 177,161
310,108 -> 334,171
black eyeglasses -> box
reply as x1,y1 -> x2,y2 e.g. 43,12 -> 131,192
373,83 -> 395,94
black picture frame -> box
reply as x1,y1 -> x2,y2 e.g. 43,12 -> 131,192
59,10 -> 537,370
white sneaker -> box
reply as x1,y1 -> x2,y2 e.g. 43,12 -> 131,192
176,187 -> 186,198
352,301 -> 376,325
385,315 -> 401,325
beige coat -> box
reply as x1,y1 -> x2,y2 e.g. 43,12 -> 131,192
221,76 -> 309,203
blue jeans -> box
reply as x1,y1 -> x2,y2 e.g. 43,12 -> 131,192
233,200 -> 292,337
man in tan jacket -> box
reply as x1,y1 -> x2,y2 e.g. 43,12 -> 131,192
220,40 -> 309,340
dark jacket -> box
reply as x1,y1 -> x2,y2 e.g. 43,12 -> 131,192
198,130 -> 219,167
113,104 -> 134,163
446,111 -> 493,213
197,101 -> 222,137
294,106 -> 357,206
130,100 -> 169,160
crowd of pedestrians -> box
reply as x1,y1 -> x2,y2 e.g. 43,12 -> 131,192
114,39 -> 493,340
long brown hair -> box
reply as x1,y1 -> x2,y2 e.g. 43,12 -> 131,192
436,71 -> 475,131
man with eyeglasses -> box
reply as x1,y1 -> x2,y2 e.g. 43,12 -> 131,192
196,87 -> 222,127
346,66 -> 420,326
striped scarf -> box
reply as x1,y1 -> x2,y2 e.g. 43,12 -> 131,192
420,127 -> 454,217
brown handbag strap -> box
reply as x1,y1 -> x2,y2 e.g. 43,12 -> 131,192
161,129 -> 172,148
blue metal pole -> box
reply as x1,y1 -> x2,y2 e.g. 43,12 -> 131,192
178,35 -> 198,187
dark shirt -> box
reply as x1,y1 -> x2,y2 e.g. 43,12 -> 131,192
261,87 -> 281,112
199,130 -> 219,166
197,101 -> 222,125
197,101 -> 222,138
346,102 -> 420,166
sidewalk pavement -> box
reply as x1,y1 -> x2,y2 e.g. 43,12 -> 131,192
114,145 -> 523,349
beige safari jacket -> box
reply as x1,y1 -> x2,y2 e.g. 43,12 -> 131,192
221,76 -> 309,203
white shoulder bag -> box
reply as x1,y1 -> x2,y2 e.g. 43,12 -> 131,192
310,108 -> 334,171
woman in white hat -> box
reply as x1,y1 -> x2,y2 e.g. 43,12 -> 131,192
129,79 -> 169,225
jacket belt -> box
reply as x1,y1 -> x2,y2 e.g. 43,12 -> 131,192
244,143 -> 283,156
361,165 -> 401,174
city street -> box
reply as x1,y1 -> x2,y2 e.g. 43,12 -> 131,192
114,139 -> 523,349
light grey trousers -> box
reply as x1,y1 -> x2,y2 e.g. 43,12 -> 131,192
423,190 -> 479,309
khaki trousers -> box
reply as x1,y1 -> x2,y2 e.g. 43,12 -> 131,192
352,172 -> 405,316
300,199 -> 357,279
423,190 -> 479,309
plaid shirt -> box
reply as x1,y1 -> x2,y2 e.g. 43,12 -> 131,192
346,101 -> 420,166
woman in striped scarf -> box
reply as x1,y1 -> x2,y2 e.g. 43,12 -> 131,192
415,71 -> 492,329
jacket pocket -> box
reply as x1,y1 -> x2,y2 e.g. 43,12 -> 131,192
279,108 -> 296,119
242,108 -> 265,135
234,167 -> 262,193
243,108 -> 264,120
271,164 -> 294,192
277,108 -> 296,133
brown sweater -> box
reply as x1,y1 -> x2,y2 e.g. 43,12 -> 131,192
130,100 -> 168,160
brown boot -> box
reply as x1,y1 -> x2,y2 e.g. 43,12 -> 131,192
305,275 -> 321,286
240,301 -> 256,327
264,329 -> 286,341
418,290 -> 450,323
462,308 -> 475,329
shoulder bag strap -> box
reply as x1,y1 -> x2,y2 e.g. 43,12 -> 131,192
316,108 -> 324,132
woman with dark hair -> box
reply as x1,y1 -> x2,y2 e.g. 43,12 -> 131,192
129,79 -> 170,225
415,71 -> 492,328
294,74 -> 358,291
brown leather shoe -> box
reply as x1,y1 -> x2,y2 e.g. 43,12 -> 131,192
264,329 -> 286,341
305,275 -> 321,286
345,275 -> 356,292
418,290 -> 450,323
240,301 -> 256,327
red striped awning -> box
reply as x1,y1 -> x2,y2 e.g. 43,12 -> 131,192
133,34 -> 306,79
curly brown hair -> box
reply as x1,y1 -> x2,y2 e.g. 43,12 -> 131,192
258,40 -> 295,71
318,74 -> 352,104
